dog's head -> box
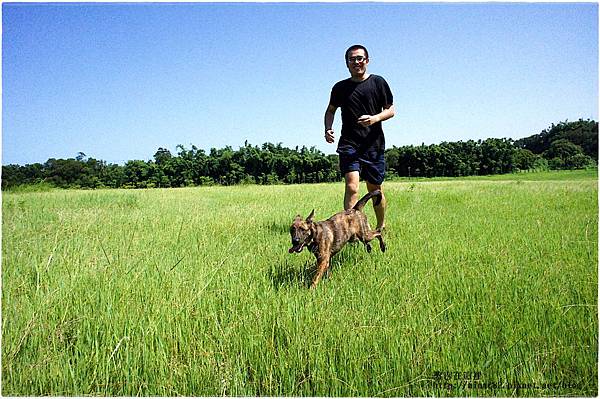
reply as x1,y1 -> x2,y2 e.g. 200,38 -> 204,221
288,209 -> 315,253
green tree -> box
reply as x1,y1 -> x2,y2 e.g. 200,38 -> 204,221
513,148 -> 538,171
516,119 -> 598,161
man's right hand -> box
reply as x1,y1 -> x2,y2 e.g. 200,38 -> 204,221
325,129 -> 335,143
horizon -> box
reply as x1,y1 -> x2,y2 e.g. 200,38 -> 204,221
3,2 -> 598,166
3,117 -> 598,166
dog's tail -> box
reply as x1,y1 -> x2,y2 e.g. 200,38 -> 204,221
353,190 -> 382,211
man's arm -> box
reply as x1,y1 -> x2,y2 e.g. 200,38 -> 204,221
324,104 -> 337,143
357,104 -> 395,127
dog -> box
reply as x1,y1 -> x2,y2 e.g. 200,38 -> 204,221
288,190 -> 386,288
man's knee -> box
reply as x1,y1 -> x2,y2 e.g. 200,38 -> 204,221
345,172 -> 360,193
346,181 -> 360,195
365,182 -> 385,207
366,181 -> 383,195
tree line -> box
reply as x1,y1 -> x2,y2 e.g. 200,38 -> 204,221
385,119 -> 597,178
2,119 -> 597,190
2,142 -> 340,189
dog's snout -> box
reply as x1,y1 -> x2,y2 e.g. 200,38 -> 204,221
291,237 -> 300,245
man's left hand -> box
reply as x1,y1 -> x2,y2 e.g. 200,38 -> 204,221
357,115 -> 378,127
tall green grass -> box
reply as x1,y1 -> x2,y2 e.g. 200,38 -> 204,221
2,171 -> 597,396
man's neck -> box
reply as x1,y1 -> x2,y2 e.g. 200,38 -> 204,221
351,73 -> 370,82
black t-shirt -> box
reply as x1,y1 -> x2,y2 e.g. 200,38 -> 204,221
329,74 -> 393,155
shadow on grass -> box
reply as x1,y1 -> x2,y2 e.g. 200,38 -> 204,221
268,257 -> 347,290
265,220 -> 290,235
269,259 -> 315,289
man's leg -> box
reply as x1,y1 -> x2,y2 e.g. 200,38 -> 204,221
366,180 -> 386,231
344,171 -> 360,210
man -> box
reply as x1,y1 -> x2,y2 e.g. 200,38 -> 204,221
324,44 -> 395,231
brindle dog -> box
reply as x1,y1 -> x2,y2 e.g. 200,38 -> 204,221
288,190 -> 386,288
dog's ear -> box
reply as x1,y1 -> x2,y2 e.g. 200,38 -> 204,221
306,209 -> 315,223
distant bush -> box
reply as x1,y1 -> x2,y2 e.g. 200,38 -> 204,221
6,181 -> 56,193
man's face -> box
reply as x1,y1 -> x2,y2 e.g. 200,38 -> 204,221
346,49 -> 369,78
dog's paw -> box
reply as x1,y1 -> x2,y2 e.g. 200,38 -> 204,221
365,243 -> 372,253
380,241 -> 386,253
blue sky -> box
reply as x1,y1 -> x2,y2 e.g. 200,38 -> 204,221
3,2 -> 598,165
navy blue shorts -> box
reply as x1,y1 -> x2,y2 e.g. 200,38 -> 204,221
338,150 -> 385,185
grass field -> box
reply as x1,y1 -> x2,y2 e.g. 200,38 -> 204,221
2,170 -> 598,396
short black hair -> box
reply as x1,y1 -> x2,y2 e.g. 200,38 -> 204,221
345,44 -> 369,62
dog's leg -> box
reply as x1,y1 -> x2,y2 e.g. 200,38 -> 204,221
310,255 -> 330,289
372,225 -> 387,251
364,230 -> 386,253
377,235 -> 386,253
